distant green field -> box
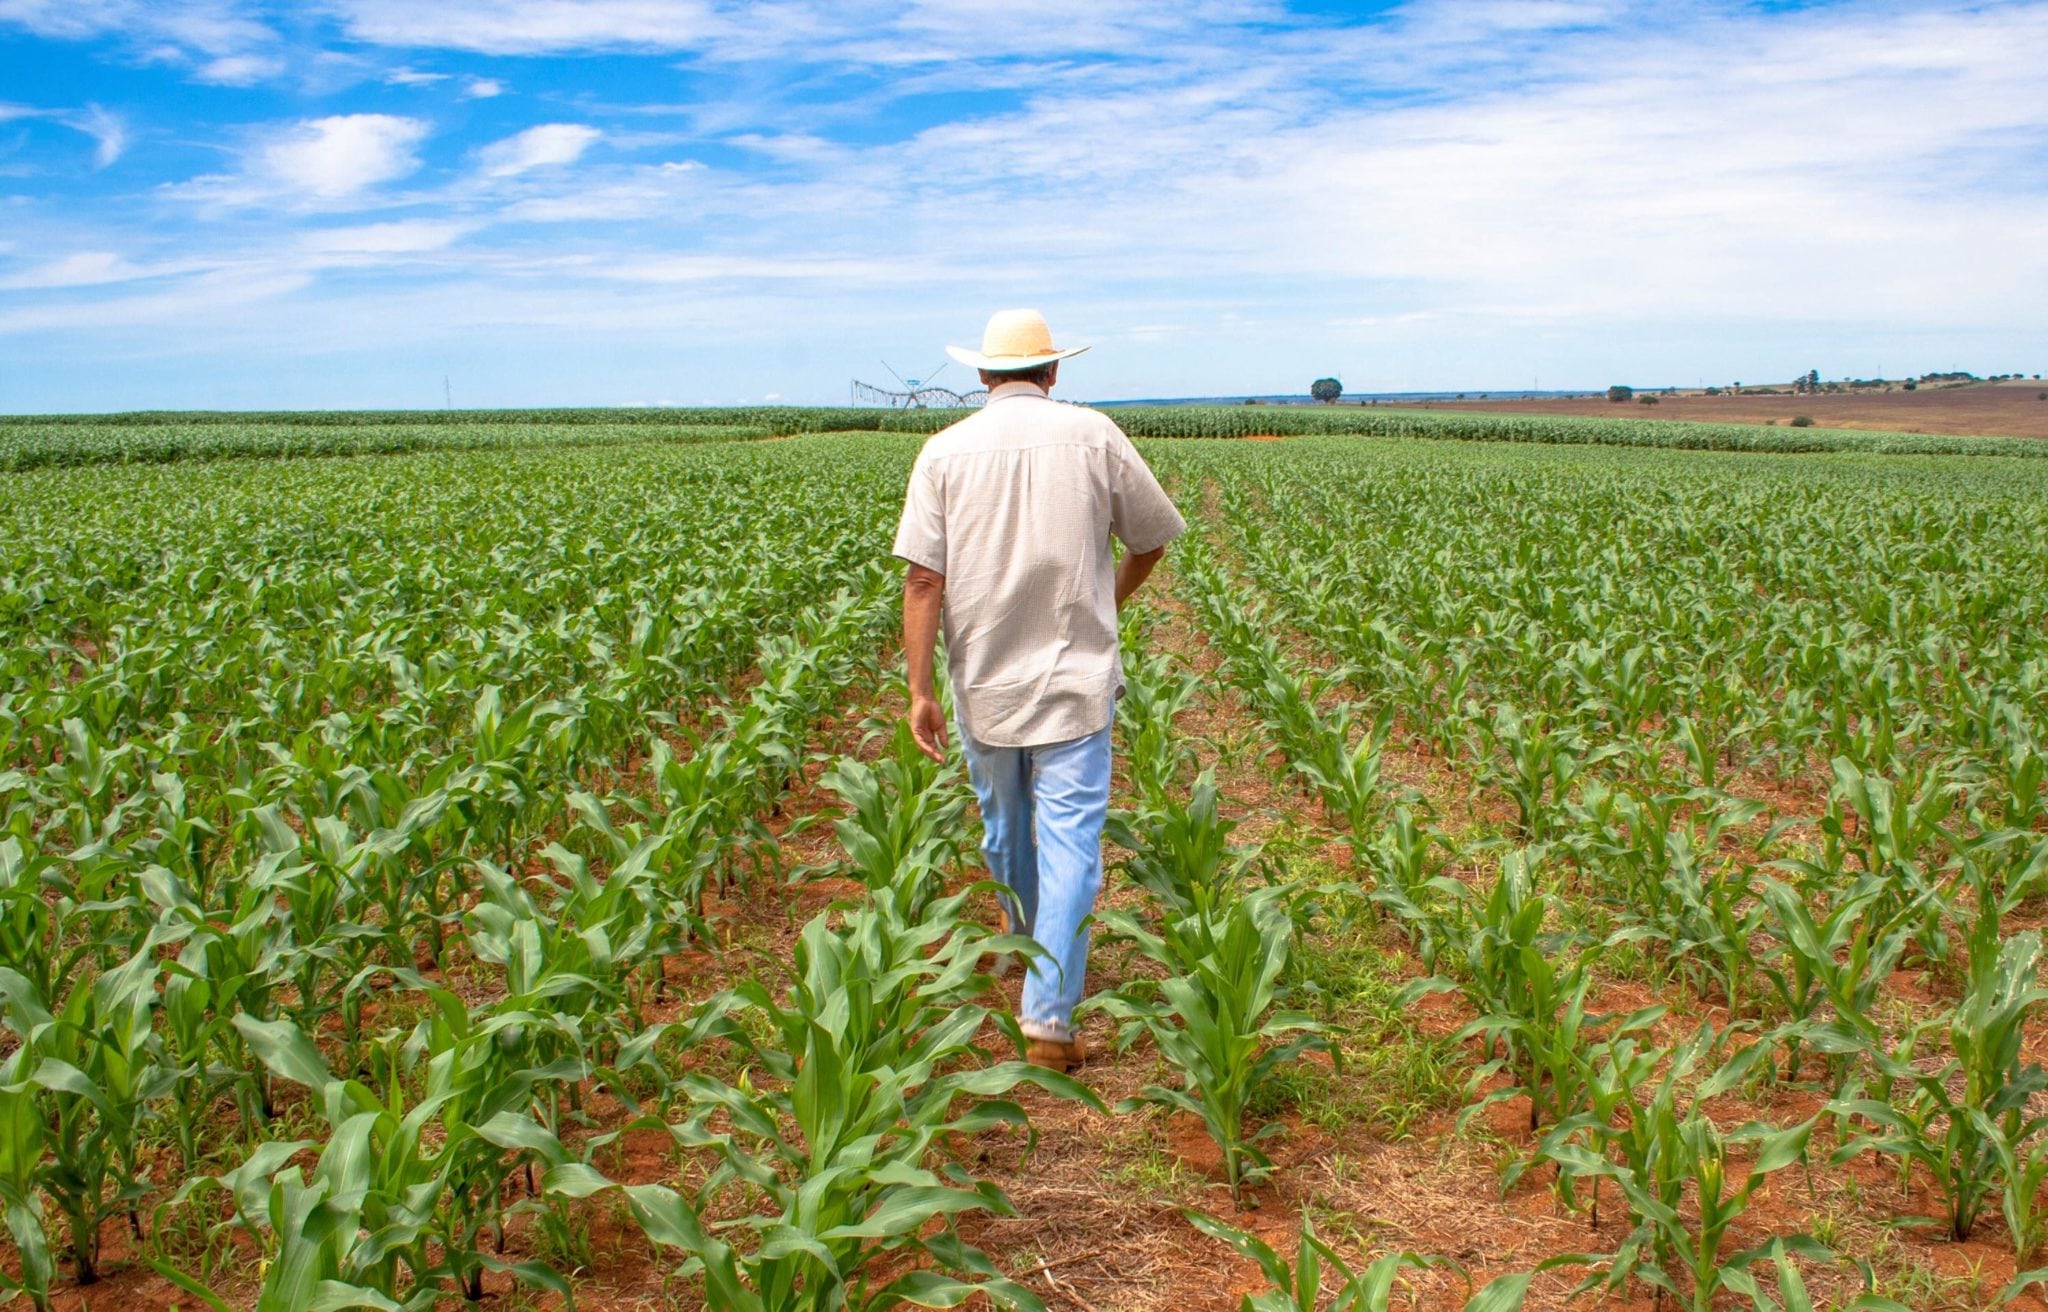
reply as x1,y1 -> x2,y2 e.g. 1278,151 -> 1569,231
5,403 -> 2046,470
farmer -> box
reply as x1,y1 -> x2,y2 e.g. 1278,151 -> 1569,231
892,308 -> 1186,1073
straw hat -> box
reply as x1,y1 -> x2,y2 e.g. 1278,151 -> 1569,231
945,308 -> 1090,372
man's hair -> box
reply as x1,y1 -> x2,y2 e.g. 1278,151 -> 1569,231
985,361 -> 1057,389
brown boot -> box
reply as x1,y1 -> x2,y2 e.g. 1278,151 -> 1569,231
1025,1035 -> 1087,1073
988,904 -> 1018,979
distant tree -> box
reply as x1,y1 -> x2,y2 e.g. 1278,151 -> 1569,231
1791,415 -> 1815,427
1311,377 -> 1343,403
1903,379 -> 1918,391
1607,385 -> 1633,403
1705,386 -> 1723,396
1639,394 -> 1660,405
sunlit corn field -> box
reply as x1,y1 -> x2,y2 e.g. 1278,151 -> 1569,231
2,414 -> 2046,1312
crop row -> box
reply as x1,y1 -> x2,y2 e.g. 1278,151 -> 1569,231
7,404 -> 2046,471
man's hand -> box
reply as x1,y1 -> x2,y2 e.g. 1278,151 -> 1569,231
1115,544 -> 1167,611
909,694 -> 949,763
902,563 -> 948,762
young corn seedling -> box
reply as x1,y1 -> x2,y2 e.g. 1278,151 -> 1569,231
1755,873 -> 1921,1088
1832,927 -> 2048,1245
1513,1028 -> 1665,1226
1116,643 -> 1202,809
207,1006 -> 583,1307
1718,1238 -> 1912,1312
0,949 -> 173,1286
1107,768 -> 1259,920
1542,1030 -> 1808,1312
1363,806 -> 1463,971
1404,848 -> 1575,1074
1187,1208 -> 1442,1311
1458,957 -> 1664,1134
818,718 -> 969,920
1484,705 -> 1622,842
0,1049 -> 55,1311
1292,701 -> 1394,854
613,905 -> 1092,1311
1093,886 -> 1332,1201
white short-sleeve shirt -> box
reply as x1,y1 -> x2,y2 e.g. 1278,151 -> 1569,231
892,381 -> 1187,748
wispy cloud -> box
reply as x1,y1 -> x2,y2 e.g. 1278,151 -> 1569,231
0,250 -> 164,288
66,103 -> 127,165
0,0 -> 284,82
298,219 -> 476,253
196,52 -> 285,84
475,122 -> 599,176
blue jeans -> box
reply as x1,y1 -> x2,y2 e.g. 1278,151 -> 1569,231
956,714 -> 1113,1043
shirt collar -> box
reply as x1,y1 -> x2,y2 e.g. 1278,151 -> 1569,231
987,380 -> 1050,403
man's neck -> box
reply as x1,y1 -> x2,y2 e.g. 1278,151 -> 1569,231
987,379 -> 1050,402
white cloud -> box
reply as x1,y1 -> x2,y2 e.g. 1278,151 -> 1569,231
385,67 -> 449,85
0,0 -> 285,82
0,100 -> 127,167
335,0 -> 720,55
66,103 -> 127,167
299,219 -> 475,253
497,159 -> 701,221
0,250 -> 155,288
196,52 -> 285,84
462,76 -> 505,98
256,113 -> 429,198
475,122 -> 600,176
0,265 -> 313,334
589,253 -> 919,284
163,113 -> 432,207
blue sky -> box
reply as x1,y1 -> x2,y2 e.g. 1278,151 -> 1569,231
0,0 -> 2043,411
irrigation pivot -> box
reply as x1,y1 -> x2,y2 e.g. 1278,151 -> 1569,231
851,358 -> 987,408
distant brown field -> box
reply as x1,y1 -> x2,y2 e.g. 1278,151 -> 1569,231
1414,379 -> 2048,439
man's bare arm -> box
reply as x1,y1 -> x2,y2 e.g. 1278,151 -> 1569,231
903,563 -> 949,762
1115,545 -> 1166,610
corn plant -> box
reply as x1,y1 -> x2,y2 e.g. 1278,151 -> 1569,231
1458,960 -> 1664,1134
1092,886 -> 1331,1200
1719,1238 -> 1912,1312
1832,928 -> 2048,1244
1363,806 -> 1462,970
818,718 -> 969,919
1107,768 -> 1259,919
1754,873 -> 1922,1087
1292,701 -> 1393,850
1549,1098 -> 1815,1311
198,1008 -> 581,1307
1116,642 -> 1202,808
610,904 -> 1091,1311
1187,1209 -> 1441,1311
1480,705 -> 1622,841
0,950 -> 173,1286
1510,1027 -> 1665,1225
1403,849 -> 1576,1074
0,1049 -> 55,1311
